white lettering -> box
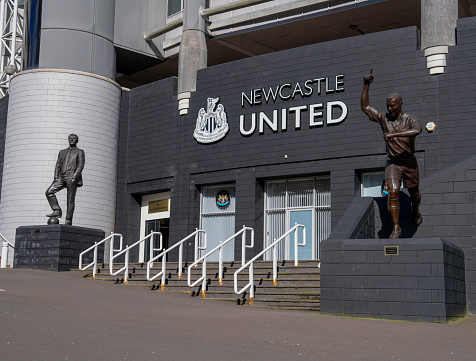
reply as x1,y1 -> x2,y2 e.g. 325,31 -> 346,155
279,84 -> 292,100
309,103 -> 324,127
304,80 -> 314,96
336,75 -> 345,92
292,82 -> 304,99
259,110 -> 279,133
281,108 -> 287,131
240,114 -> 256,135
242,92 -> 253,107
314,78 -> 325,95
263,86 -> 279,103
325,77 -> 334,93
327,101 -> 348,125
253,89 -> 262,105
289,105 -> 307,129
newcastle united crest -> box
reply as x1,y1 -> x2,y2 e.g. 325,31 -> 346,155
194,97 -> 229,143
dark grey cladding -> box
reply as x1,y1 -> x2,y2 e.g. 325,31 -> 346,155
116,18 -> 476,314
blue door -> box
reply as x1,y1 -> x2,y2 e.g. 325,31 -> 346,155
289,210 -> 313,260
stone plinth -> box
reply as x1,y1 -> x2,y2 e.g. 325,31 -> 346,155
14,225 -> 105,271
321,238 -> 466,322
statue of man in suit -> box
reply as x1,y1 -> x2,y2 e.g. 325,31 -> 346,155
45,134 -> 85,225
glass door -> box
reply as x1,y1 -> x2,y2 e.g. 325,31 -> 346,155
144,218 -> 169,262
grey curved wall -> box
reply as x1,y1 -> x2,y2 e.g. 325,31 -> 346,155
38,0 -> 116,79
0,70 -> 121,254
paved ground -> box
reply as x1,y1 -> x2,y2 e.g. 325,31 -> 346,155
1,269 -> 475,361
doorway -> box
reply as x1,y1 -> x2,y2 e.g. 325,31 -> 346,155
264,177 -> 331,261
289,209 -> 313,260
139,192 -> 170,263
144,218 -> 169,262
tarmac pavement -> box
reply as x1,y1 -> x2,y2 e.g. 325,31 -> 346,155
1,268 -> 475,361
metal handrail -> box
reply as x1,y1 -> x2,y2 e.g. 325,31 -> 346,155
188,225 -> 254,297
234,223 -> 306,304
1,232 -> 14,268
147,228 -> 207,290
110,232 -> 162,285
79,232 -> 123,278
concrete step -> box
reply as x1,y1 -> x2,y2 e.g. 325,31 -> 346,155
102,259 -> 320,271
78,259 -> 321,311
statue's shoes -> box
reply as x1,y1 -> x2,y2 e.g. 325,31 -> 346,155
65,219 -> 72,225
46,211 -> 62,218
412,212 -> 422,225
389,227 -> 402,239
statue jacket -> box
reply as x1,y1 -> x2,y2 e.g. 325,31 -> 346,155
54,146 -> 85,186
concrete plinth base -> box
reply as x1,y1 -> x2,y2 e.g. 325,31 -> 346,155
321,238 -> 466,322
13,225 -> 105,271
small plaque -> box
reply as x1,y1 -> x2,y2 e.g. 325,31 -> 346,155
385,246 -> 399,255
148,199 -> 169,214
34,228 -> 41,234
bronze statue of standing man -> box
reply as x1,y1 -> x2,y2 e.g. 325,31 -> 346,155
45,134 -> 85,225
361,69 -> 422,239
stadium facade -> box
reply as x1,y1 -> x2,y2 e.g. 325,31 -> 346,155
1,0 -> 476,316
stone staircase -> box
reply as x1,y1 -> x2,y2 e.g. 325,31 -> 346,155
79,260 -> 321,311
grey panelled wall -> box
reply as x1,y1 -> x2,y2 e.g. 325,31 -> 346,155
117,18 -> 476,311
38,0 -> 116,79
114,0 -> 166,57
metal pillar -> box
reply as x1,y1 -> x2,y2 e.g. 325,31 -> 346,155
421,0 -> 458,75
0,0 -> 23,97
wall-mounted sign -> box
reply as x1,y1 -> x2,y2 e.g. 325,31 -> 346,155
194,97 -> 229,143
216,190 -> 230,207
239,74 -> 348,136
194,75 -> 348,143
148,199 -> 169,214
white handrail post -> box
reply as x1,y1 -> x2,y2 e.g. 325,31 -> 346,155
178,242 -> 183,279
161,255 -> 166,290
201,230 -> 207,256
109,234 -> 114,274
249,262 -> 254,303
241,225 -> 246,266
92,243 -> 98,278
149,231 -> 154,262
273,241 -> 277,285
124,250 -> 130,284
1,241 -> 8,268
201,260 -> 207,297
218,243 -> 223,285
109,232 -> 118,274
194,228 -> 199,261
294,222 -> 299,266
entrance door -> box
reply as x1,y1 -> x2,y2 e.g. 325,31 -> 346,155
289,209 -> 313,260
264,177 -> 331,261
144,218 -> 169,262
139,192 -> 170,263
200,185 -> 236,261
